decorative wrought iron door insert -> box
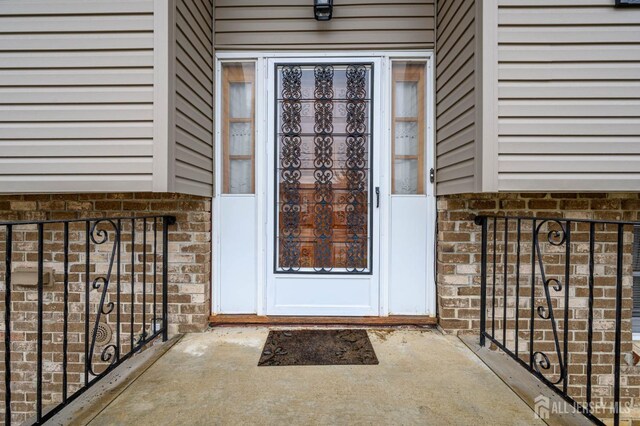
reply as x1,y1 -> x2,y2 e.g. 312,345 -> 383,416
275,63 -> 373,273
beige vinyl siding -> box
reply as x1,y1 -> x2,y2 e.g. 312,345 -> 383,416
0,0 -> 155,193
435,0 -> 479,194
214,0 -> 435,50
496,0 -> 640,192
174,0 -> 214,196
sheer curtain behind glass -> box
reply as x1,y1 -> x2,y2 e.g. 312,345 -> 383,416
392,62 -> 426,195
222,63 -> 255,194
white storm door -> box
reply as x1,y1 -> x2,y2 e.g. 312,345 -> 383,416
266,58 -> 381,316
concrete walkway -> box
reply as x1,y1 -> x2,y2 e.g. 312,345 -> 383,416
87,327 -> 542,426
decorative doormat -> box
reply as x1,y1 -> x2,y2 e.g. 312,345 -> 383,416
258,329 -> 379,366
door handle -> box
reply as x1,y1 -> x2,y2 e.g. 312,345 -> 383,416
375,187 -> 380,208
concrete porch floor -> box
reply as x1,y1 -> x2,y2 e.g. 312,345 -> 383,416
86,327 -> 542,425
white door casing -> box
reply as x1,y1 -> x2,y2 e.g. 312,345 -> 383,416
213,52 -> 436,317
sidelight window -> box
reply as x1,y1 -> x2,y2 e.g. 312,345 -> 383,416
222,62 -> 256,194
391,61 -> 427,195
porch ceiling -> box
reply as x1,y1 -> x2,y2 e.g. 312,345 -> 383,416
83,328 -> 541,425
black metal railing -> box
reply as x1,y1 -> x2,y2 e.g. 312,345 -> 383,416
475,215 -> 638,426
1,215 -> 176,425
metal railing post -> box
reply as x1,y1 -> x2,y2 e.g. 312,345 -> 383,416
162,216 -> 175,342
476,216 -> 487,347
4,225 -> 12,425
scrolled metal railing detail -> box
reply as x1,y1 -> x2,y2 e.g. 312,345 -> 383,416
1,215 -> 175,425
532,220 -> 567,386
476,214 -> 636,426
87,219 -> 119,376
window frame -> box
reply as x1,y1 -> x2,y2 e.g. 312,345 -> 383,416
390,60 -> 428,195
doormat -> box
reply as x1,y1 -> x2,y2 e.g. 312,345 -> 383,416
258,329 -> 379,366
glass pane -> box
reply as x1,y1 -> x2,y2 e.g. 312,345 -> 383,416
229,122 -> 252,156
222,62 -> 255,194
395,82 -> 418,118
394,159 -> 418,194
394,122 -> 418,156
276,64 -> 372,273
229,83 -> 252,118
392,61 -> 426,195
229,159 -> 252,194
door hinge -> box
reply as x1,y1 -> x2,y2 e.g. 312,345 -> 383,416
429,168 -> 435,184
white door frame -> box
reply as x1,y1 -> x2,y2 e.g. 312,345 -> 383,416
212,51 -> 436,317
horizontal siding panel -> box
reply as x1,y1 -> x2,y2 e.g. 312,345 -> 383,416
0,123 -> 153,139
438,143 -> 475,169
436,55 -> 474,100
176,62 -> 212,99
499,0 -> 615,5
436,76 -> 474,115
176,47 -> 212,87
496,0 -> 640,192
435,0 -> 476,195
499,118 -> 640,136
217,0 -> 430,5
437,176 -> 476,195
178,2 -> 212,50
499,155 -> 640,173
179,0 -> 212,41
176,128 -> 214,158
0,105 -> 153,122
499,82 -> 640,99
177,14 -> 213,63
0,140 -> 152,157
0,88 -> 153,105
0,52 -> 153,69
499,45 -> 640,63
435,159 -> 475,184
436,127 -> 475,157
499,27 -> 640,44
0,69 -> 153,86
499,100 -> 640,118
0,158 -> 153,175
0,33 -> 153,51
216,17 -> 433,33
498,173 -> 640,192
435,1 -> 475,73
174,0 -> 213,197
175,161 -> 213,184
215,1 -> 434,49
499,137 -> 640,154
176,97 -> 213,133
0,1 -> 154,15
0,0 -> 154,194
176,112 -> 211,145
215,30 -> 433,47
437,109 -> 474,142
0,16 -> 153,33
217,5 -> 434,20
499,8 -> 640,26
500,63 -> 640,81
437,90 -> 474,125
176,144 -> 213,172
0,175 -> 152,193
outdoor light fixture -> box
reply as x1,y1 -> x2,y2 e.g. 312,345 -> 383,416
314,0 -> 333,21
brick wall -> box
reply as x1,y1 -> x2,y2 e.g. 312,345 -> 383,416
436,192 -> 640,421
0,192 -> 211,423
